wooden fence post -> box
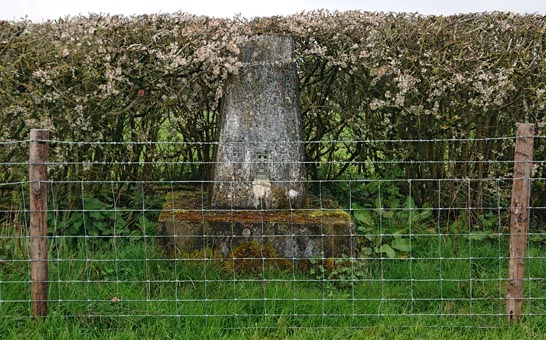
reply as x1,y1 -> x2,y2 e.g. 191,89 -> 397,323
29,129 -> 49,317
506,123 -> 534,324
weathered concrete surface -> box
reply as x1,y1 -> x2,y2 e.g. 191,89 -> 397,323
210,34 -> 306,209
158,190 -> 354,260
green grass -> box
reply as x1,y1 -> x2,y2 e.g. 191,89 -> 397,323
1,236 -> 546,339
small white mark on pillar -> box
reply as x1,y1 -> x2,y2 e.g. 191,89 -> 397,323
252,178 -> 272,208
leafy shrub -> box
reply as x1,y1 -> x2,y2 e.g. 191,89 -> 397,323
351,181 -> 432,258
309,254 -> 369,290
48,191 -> 163,244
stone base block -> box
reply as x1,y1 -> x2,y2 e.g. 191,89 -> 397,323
158,189 -> 354,261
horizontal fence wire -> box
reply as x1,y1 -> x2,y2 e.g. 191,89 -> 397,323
0,135 -> 545,330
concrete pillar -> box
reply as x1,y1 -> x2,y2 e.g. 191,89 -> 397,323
211,35 -> 306,209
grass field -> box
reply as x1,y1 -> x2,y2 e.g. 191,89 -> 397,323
1,234 -> 545,339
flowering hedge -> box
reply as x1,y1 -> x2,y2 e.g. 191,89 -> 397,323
1,11 -> 545,205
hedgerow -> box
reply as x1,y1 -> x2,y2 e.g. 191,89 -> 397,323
1,11 -> 545,206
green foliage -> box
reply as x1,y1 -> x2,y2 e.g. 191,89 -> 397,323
50,193 -> 125,237
48,190 -> 163,244
448,210 -> 500,238
351,181 -> 432,258
309,254 -> 369,290
0,195 -> 27,259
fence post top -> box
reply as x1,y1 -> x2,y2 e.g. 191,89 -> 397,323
515,122 -> 535,129
30,129 -> 50,140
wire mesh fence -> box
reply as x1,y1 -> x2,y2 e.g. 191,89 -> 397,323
0,130 -> 545,330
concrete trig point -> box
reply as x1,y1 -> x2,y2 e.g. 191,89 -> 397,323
211,34 -> 306,210
159,35 -> 352,261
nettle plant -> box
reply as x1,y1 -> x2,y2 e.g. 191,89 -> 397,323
352,181 -> 432,259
